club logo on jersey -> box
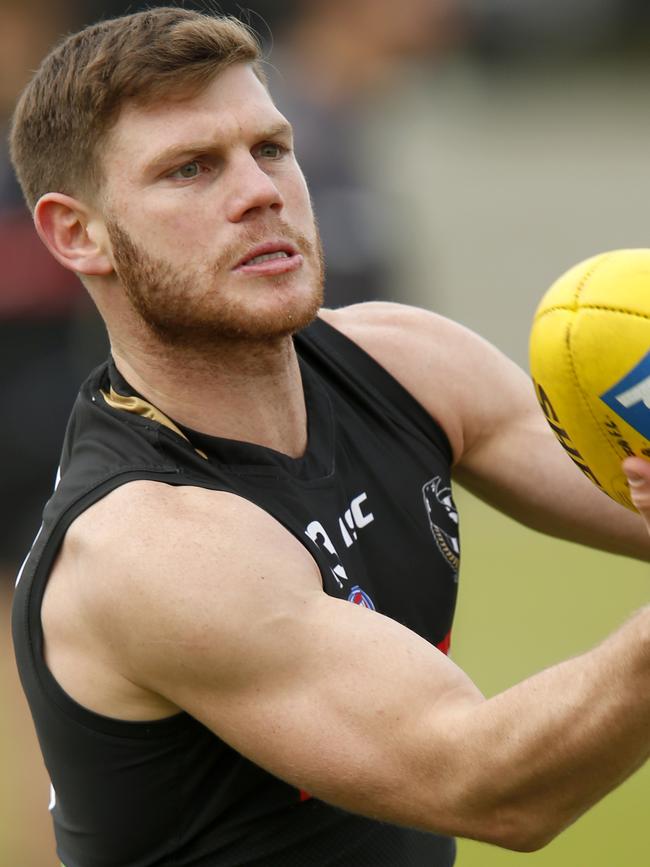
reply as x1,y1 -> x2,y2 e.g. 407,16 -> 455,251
600,350 -> 650,440
422,477 -> 459,579
347,585 -> 376,609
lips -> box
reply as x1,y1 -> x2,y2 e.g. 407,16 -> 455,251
235,241 -> 298,269
233,240 -> 303,276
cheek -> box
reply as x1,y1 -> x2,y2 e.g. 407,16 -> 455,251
117,181 -> 197,229
286,173 -> 316,226
122,199 -> 210,258
286,160 -> 311,203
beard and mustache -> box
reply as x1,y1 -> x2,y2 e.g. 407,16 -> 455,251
105,216 -> 325,350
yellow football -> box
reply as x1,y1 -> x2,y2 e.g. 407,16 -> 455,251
529,249 -> 650,511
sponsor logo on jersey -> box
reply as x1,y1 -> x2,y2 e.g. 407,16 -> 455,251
347,585 -> 376,610
305,492 -> 374,588
600,350 -> 650,440
422,477 -> 459,579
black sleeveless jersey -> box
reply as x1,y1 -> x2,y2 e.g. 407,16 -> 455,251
12,317 -> 461,867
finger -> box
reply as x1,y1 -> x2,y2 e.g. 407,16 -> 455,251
622,457 -> 650,514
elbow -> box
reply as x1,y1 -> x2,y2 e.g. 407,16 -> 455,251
437,779 -> 563,853
468,807 -> 563,853
493,824 -> 558,854
427,735 -> 569,852
425,786 -> 565,852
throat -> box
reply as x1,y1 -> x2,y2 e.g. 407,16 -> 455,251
218,394 -> 309,458
111,339 -> 309,458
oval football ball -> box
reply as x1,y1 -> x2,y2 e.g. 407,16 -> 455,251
529,249 -> 650,511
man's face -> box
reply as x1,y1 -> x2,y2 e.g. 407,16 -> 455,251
100,63 -> 324,346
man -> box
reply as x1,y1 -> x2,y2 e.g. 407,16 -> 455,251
9,7 -> 650,867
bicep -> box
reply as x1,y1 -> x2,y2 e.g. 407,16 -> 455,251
106,489 -> 483,828
161,592 -> 481,821
452,350 -> 564,519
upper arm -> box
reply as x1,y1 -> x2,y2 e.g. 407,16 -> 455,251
321,303 -> 650,555
84,481 -> 484,834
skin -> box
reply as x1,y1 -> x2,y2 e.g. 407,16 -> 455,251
34,62 -> 650,852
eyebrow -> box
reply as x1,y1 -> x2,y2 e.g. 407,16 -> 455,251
143,121 -> 294,175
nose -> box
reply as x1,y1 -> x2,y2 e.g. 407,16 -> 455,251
225,154 -> 284,223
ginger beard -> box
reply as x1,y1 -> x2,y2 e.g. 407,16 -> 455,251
105,217 -> 325,348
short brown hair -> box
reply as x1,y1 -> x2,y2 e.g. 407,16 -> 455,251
10,6 -> 264,211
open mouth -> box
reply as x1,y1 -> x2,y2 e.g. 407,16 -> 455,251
245,251 -> 291,266
234,243 -> 303,275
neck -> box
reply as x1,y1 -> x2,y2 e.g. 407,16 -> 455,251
110,330 -> 309,458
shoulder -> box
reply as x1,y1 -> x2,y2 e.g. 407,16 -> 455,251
320,301 -> 455,345
69,479 -> 264,542
320,302 -> 522,463
63,480 -> 323,655
319,302 -> 498,384
69,479 -> 320,584
43,480 -> 325,720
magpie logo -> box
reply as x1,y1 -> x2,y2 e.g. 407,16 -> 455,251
600,350 -> 650,440
422,477 -> 459,579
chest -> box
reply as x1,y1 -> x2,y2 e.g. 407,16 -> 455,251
234,421 -> 460,650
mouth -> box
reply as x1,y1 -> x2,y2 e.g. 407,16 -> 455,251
234,241 -> 303,276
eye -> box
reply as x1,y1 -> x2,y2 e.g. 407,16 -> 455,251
256,142 -> 285,160
169,161 -> 202,180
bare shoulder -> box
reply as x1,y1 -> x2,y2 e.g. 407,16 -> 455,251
320,303 -> 524,463
70,478 -> 305,546
68,479 -> 321,600
42,480 -> 324,720
61,480 -> 323,669
319,302 -> 495,389
320,301 -> 455,349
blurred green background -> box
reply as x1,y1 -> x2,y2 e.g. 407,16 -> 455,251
453,487 -> 648,866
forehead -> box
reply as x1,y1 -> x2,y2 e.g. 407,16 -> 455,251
104,64 -> 285,177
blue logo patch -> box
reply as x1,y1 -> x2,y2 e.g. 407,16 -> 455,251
347,585 -> 376,610
600,350 -> 650,439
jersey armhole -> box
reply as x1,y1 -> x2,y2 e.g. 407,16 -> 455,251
15,469 -> 191,740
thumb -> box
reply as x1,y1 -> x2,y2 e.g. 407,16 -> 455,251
623,456 -> 650,515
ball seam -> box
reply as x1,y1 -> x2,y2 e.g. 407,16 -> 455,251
534,304 -> 650,322
573,251 -> 613,307
563,317 -> 629,492
533,251 -> 612,322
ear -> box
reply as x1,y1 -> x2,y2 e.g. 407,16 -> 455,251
34,193 -> 114,277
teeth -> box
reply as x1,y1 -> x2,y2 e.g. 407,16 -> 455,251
246,251 -> 289,266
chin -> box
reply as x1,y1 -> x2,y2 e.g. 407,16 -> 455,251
219,286 -> 323,341
109,210 -> 325,348
140,281 -> 323,348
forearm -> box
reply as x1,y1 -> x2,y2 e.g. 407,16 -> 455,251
437,606 -> 650,850
466,464 -> 650,562
454,389 -> 650,562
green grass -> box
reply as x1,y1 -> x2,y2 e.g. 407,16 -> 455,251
452,487 -> 649,866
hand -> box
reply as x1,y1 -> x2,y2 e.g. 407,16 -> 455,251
623,457 -> 650,528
